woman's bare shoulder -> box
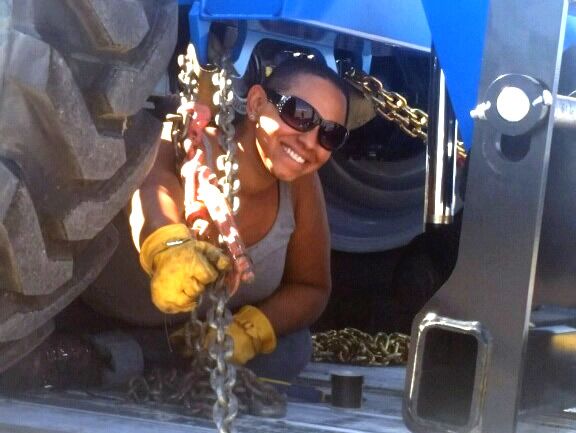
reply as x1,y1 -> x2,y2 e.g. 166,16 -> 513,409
290,173 -> 326,218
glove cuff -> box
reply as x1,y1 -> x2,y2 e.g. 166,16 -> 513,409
234,305 -> 277,354
139,223 -> 192,275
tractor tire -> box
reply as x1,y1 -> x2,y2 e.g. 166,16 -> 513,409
318,52 -> 433,253
0,0 -> 177,372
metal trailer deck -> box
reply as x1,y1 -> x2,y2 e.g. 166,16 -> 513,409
0,362 -> 575,433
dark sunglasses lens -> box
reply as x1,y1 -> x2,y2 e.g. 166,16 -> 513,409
319,123 -> 348,151
280,96 -> 316,131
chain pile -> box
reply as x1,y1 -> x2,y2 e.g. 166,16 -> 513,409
127,309 -> 286,420
128,366 -> 286,419
312,328 -> 410,366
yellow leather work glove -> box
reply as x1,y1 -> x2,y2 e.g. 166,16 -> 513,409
223,305 -> 277,365
139,223 -> 230,313
169,305 -> 277,365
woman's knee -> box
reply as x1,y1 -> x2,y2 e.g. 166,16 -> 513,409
245,328 -> 312,381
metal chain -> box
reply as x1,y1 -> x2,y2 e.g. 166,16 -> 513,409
178,44 -> 201,103
128,367 -> 286,418
206,276 -> 237,433
344,67 -> 429,141
343,66 -> 467,160
208,60 -> 241,433
127,325 -> 286,419
214,64 -> 241,215
312,328 -> 410,366
127,288 -> 286,419
169,44 -> 241,433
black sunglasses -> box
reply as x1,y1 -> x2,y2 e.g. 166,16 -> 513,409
264,88 -> 349,151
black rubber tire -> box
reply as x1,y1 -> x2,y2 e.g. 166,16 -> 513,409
318,52 -> 432,253
0,0 -> 177,371
320,147 -> 426,253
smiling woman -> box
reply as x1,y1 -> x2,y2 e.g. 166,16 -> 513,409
83,56 -> 350,382
251,73 -> 347,181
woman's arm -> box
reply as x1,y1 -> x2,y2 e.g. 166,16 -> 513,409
256,172 -> 332,336
130,122 -> 185,250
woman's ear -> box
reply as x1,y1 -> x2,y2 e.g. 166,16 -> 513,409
245,84 -> 267,119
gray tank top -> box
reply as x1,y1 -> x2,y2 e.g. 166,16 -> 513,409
227,180 -> 295,311
200,136 -> 296,313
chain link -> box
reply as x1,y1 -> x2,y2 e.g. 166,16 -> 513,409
312,328 -> 410,366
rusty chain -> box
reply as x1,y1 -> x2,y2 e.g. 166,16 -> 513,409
312,328 -> 410,366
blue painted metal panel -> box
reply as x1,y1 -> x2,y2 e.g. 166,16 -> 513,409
229,21 -> 341,80
187,2 -> 211,66
183,0 -> 571,149
202,0 -> 284,18
200,0 -> 431,51
279,0 -> 430,52
188,0 -> 431,68
565,15 -> 576,49
420,0 -> 489,150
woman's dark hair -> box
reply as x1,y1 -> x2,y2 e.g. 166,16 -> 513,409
263,57 -> 349,122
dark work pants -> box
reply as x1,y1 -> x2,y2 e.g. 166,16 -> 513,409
245,328 -> 312,382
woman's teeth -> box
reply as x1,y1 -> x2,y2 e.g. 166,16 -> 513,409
282,145 -> 305,164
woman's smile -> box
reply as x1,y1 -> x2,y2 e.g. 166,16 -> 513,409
281,143 -> 306,164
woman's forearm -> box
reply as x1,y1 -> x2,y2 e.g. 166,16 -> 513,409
130,135 -> 186,248
138,173 -> 185,241
256,282 -> 331,336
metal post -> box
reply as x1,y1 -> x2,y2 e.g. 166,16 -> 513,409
425,49 -> 459,225
553,93 -> 576,129
404,1 -> 569,433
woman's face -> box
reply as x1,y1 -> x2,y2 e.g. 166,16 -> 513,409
251,74 -> 347,182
